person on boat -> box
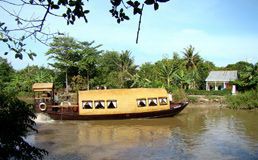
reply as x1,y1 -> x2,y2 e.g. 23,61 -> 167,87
168,92 -> 173,103
54,92 -> 59,105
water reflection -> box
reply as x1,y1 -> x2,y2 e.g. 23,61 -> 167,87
28,105 -> 258,160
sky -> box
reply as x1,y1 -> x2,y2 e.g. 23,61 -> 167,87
1,0 -> 258,70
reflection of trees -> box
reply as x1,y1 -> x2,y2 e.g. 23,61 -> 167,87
77,119 -> 178,148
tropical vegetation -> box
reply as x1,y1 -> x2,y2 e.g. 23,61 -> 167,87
1,36 -> 257,105
1,36 -> 258,159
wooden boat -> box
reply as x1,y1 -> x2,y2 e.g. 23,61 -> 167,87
32,83 -> 188,120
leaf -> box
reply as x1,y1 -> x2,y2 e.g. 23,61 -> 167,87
2,39 -> 8,42
83,16 -> 88,23
51,4 -> 60,9
28,52 -> 37,60
72,15 -> 75,21
126,0 -> 134,6
134,1 -> 140,7
154,2 -> 159,10
117,18 -> 121,23
69,1 -> 76,6
124,16 -> 130,20
0,22 -> 5,27
15,53 -> 23,60
4,52 -> 8,55
84,10 -> 90,14
18,42 -> 23,46
111,0 -> 121,6
21,36 -> 25,41
144,0 -> 155,5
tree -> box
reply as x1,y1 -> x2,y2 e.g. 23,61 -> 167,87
233,62 -> 258,91
182,45 -> 202,89
97,51 -> 121,88
46,36 -> 81,91
182,45 -> 201,70
0,57 -> 14,89
97,50 -> 137,88
76,41 -> 102,90
1,0 -> 170,59
114,50 -> 137,88
196,60 -> 216,89
135,62 -> 157,87
5,65 -> 54,93
46,37 -> 102,90
0,91 -> 48,159
155,58 -> 178,89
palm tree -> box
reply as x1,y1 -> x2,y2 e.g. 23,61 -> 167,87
182,45 -> 202,89
156,59 -> 179,88
113,50 -> 137,88
182,45 -> 201,70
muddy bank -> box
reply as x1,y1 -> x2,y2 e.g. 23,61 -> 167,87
187,95 -> 226,106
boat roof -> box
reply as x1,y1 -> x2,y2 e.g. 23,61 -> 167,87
79,88 -> 168,99
32,83 -> 53,92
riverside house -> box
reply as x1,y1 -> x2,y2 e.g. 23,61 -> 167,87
205,71 -> 238,91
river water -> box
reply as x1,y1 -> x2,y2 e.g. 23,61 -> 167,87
27,105 -> 258,160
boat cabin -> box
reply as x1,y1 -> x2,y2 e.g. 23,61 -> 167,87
32,83 -> 54,104
78,88 -> 170,115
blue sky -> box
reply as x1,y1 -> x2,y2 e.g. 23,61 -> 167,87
1,0 -> 258,70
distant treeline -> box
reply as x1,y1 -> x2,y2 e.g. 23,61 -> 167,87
0,36 -> 257,95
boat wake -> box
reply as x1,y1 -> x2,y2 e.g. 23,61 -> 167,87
35,113 -> 55,123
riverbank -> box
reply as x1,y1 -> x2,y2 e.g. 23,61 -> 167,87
187,95 -> 225,105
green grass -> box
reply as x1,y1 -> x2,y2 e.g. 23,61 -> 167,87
226,89 -> 258,109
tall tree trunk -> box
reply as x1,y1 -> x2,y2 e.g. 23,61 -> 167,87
65,69 -> 68,93
87,72 -> 89,90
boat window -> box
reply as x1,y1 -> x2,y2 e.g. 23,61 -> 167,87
82,101 -> 93,109
94,100 -> 105,109
148,98 -> 157,106
137,99 -> 146,107
107,100 -> 117,109
159,97 -> 168,105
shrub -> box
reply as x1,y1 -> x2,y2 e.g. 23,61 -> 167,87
172,88 -> 188,103
0,91 -> 48,159
226,89 -> 258,109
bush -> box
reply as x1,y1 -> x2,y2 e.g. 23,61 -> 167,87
185,89 -> 231,96
226,89 -> 258,109
0,91 -> 48,159
172,88 -> 188,103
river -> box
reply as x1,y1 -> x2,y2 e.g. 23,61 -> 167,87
27,104 -> 258,160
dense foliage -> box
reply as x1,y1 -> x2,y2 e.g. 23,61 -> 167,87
2,37 -> 257,95
0,91 -> 48,159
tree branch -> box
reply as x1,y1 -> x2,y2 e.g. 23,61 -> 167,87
136,4 -> 144,44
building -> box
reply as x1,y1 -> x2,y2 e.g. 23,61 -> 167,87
205,71 -> 238,91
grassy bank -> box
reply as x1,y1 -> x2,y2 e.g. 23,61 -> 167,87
226,89 -> 258,109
